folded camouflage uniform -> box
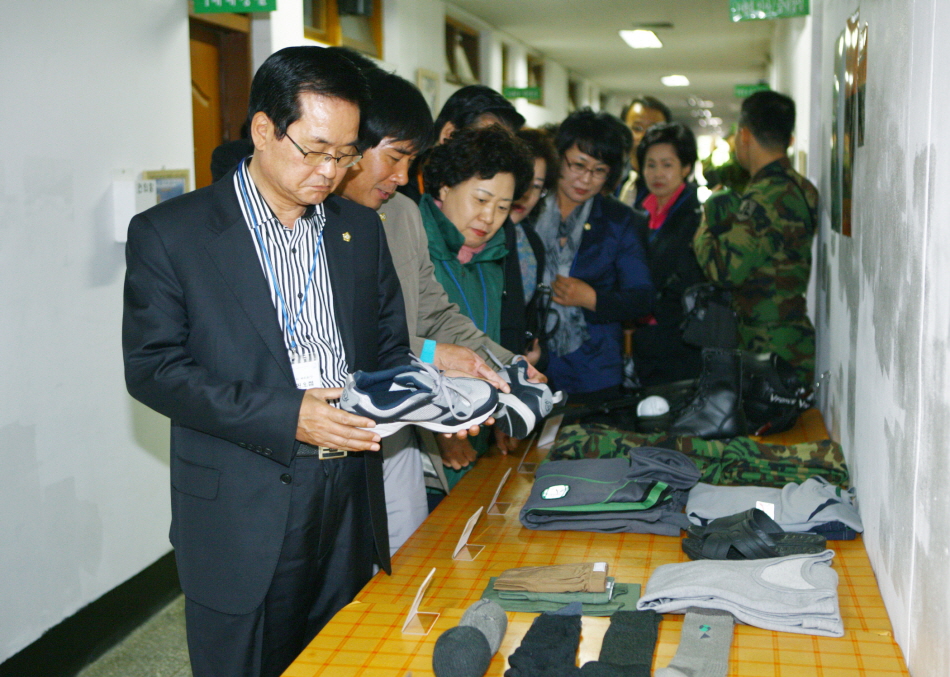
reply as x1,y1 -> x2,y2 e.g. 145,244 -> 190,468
520,447 -> 700,536
548,423 -> 849,488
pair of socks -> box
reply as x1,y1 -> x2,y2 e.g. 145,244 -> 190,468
505,605 -> 661,677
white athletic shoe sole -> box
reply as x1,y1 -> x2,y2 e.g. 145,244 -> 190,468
360,408 -> 495,438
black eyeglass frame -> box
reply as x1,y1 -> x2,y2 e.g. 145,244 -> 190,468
285,132 -> 363,168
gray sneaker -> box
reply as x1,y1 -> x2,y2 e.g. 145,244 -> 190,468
340,361 -> 498,437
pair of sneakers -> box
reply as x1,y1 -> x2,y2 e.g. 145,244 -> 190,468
340,360 -> 498,437
340,357 -> 562,439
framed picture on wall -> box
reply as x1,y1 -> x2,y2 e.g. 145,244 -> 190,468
142,169 -> 190,203
416,68 -> 441,115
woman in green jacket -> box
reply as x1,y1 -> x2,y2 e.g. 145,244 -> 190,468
419,125 -> 534,489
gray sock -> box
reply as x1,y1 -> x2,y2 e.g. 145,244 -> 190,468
655,608 -> 734,677
460,599 -> 508,655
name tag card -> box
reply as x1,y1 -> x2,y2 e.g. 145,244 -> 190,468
401,567 -> 440,635
487,468 -> 512,516
517,432 -> 539,474
291,356 -> 322,390
452,507 -> 485,561
537,414 -> 563,449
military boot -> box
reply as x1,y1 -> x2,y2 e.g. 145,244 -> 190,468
741,352 -> 809,436
668,348 -> 745,439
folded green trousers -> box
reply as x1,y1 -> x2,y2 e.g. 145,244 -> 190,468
481,577 -> 641,615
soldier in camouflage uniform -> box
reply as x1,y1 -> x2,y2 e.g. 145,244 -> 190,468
693,91 -> 819,384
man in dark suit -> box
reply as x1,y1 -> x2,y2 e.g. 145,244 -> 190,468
123,47 -> 411,677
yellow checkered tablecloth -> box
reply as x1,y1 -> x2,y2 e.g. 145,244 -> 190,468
286,409 -> 908,676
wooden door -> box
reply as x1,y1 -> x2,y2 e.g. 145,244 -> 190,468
189,16 -> 251,190
190,25 -> 221,190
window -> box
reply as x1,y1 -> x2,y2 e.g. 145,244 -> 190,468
445,18 -> 480,85
304,0 -> 382,58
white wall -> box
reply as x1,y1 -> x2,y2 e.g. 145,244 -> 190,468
799,1 -> 950,674
0,1 -> 191,662
769,16 -> 813,168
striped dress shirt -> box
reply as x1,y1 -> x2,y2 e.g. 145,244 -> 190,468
233,158 -> 349,391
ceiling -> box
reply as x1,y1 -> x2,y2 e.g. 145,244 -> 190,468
448,0 -> 774,130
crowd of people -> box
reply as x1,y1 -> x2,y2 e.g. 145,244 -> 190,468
123,45 -> 819,677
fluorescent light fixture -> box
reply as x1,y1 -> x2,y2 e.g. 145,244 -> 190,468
661,74 -> 690,87
619,29 -> 663,49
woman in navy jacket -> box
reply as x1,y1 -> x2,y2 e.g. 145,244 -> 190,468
535,109 -> 654,400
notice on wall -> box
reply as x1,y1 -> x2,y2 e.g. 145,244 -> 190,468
193,0 -> 276,14
729,0 -> 809,22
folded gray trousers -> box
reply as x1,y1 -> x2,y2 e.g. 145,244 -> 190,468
686,477 -> 863,535
521,449 -> 700,536
636,550 -> 843,637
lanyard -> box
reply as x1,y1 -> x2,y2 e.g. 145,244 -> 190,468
237,160 -> 322,351
441,260 -> 489,333
252,225 -> 323,350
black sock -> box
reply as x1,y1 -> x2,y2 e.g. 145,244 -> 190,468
504,610 -> 582,677
579,610 -> 662,677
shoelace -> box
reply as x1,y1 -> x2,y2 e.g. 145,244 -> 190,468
484,348 -> 507,372
410,359 -> 477,420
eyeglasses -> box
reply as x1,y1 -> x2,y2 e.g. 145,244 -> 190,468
529,183 -> 549,198
562,158 -> 610,180
285,132 -> 363,168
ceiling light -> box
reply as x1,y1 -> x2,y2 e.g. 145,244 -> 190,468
661,74 -> 690,87
620,30 -> 663,49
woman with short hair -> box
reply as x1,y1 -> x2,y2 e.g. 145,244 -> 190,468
535,109 -> 654,401
420,125 -> 534,486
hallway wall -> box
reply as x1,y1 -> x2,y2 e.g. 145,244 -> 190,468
0,1 -> 192,663
252,0 -> 592,125
802,1 -> 950,674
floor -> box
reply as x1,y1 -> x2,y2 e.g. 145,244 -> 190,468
77,595 -> 191,677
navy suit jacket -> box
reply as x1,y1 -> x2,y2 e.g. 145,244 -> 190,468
546,194 -> 654,394
123,169 -> 410,615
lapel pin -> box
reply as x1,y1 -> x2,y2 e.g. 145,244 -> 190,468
342,232 -> 351,242
583,222 -> 591,231
379,213 -> 387,221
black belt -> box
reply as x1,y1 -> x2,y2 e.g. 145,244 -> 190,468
296,444 -> 358,460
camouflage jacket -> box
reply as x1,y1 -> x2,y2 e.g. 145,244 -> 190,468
693,157 -> 819,380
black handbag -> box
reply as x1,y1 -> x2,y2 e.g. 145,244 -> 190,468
680,282 -> 739,349
524,282 -> 559,349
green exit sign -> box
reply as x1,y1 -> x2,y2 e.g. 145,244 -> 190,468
503,87 -> 542,100
735,83 -> 771,98
194,0 -> 276,13
729,0 -> 808,22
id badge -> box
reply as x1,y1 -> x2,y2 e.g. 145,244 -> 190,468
291,354 -> 322,390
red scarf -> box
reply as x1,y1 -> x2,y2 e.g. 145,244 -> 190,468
642,182 -> 686,231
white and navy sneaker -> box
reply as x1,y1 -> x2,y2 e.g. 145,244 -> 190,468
340,361 -> 499,437
490,356 -> 565,439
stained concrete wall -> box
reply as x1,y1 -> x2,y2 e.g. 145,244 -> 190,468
799,1 -> 950,674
